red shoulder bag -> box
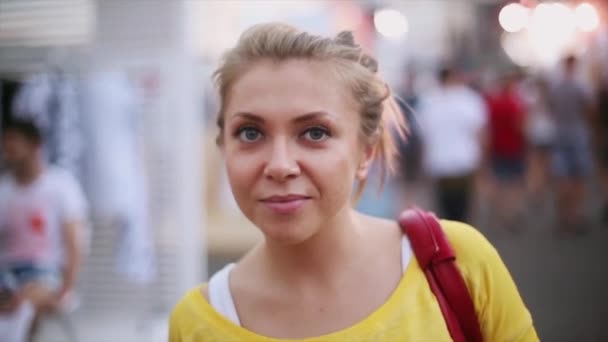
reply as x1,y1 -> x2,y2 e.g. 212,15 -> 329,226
398,207 -> 483,342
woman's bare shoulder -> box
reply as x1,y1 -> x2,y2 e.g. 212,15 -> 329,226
359,212 -> 402,240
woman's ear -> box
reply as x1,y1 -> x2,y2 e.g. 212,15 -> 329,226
356,143 -> 376,180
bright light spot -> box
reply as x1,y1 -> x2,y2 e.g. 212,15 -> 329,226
498,3 -> 530,33
529,3 -> 554,37
551,3 -> 577,35
527,2 -> 576,65
373,8 -> 408,39
530,3 -> 576,36
501,32 -> 533,67
500,2 -> 596,68
575,3 -> 599,32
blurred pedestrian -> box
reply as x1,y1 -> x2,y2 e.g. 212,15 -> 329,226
546,55 -> 594,235
396,64 -> 423,184
523,76 -> 556,208
417,66 -> 488,222
596,78 -> 608,227
0,118 -> 87,341
485,71 -> 528,231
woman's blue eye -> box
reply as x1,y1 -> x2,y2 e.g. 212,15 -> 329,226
238,127 -> 262,142
302,127 -> 330,142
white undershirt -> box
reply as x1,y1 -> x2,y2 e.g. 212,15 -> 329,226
208,235 -> 413,326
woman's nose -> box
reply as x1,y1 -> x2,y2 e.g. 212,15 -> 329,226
263,138 -> 300,182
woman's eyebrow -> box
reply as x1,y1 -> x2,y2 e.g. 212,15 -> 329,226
293,111 -> 335,124
230,111 -> 335,124
230,112 -> 264,123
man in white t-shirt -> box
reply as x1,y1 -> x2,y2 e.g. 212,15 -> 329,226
0,119 -> 86,325
417,67 -> 487,222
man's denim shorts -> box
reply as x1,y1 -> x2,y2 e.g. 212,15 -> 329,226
0,263 -> 60,292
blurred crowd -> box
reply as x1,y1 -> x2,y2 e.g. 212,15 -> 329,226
373,54 -> 608,238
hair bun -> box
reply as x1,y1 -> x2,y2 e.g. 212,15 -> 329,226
335,31 -> 357,47
359,54 -> 378,73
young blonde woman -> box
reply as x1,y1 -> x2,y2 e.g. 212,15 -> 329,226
170,23 -> 538,341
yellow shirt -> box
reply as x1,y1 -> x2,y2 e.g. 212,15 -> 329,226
169,221 -> 539,341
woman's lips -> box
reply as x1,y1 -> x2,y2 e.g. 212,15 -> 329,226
260,195 -> 310,214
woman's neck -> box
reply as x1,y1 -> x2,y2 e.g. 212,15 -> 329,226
258,208 -> 368,289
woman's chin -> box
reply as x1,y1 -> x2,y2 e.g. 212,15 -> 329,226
257,222 -> 317,246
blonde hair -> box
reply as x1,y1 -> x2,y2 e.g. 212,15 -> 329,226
214,23 -> 407,198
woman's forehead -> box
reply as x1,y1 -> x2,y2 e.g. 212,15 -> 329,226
225,59 -> 357,120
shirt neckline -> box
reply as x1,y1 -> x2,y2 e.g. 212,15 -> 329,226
195,236 -> 416,341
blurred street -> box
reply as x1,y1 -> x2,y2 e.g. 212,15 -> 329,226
0,0 -> 607,341
475,192 -> 608,341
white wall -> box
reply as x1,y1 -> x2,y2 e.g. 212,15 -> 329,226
85,0 -> 206,305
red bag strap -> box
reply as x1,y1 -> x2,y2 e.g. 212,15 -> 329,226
398,208 -> 483,342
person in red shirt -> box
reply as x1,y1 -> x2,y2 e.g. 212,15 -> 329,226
485,72 -> 528,231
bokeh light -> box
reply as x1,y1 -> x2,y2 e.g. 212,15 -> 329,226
575,3 -> 600,32
498,3 -> 530,33
373,8 -> 408,39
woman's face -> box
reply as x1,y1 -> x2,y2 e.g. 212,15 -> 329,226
222,59 -> 372,244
